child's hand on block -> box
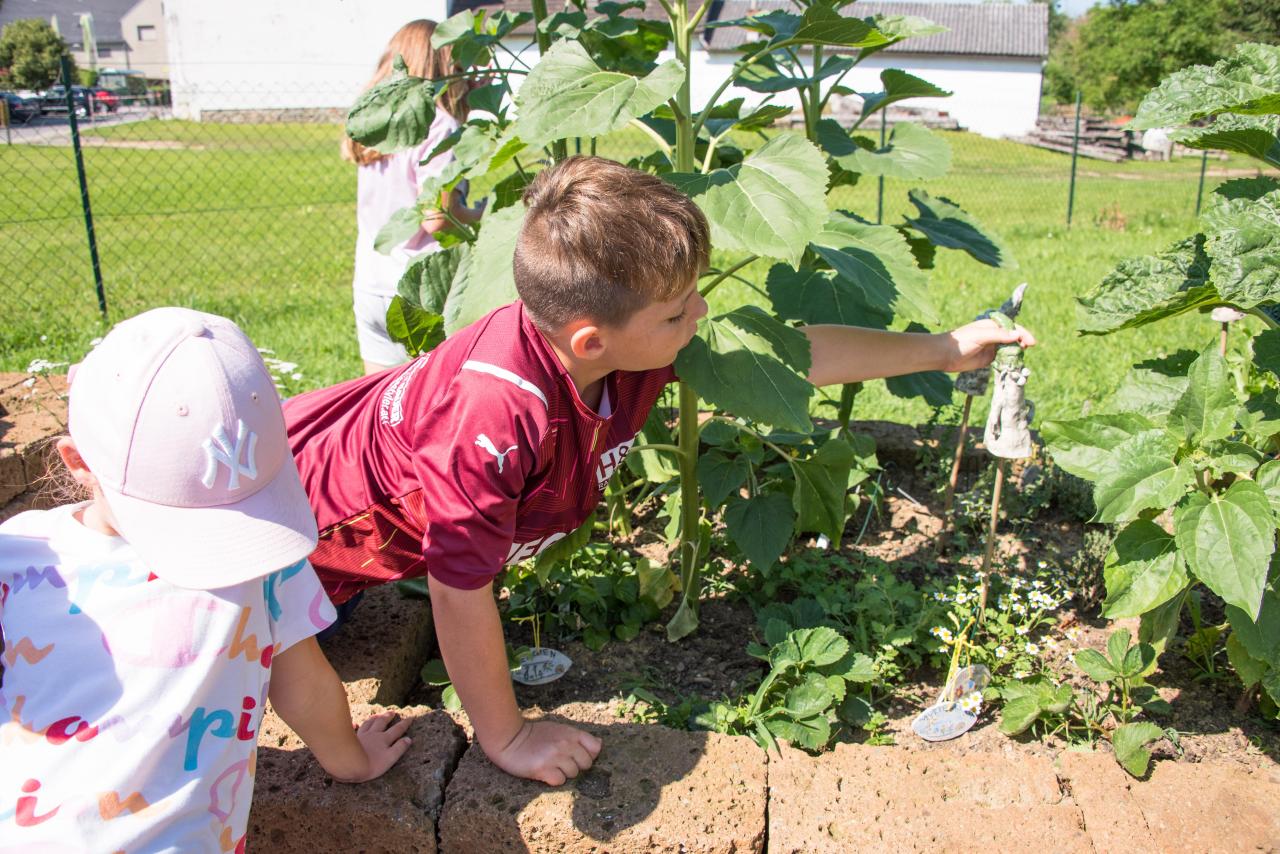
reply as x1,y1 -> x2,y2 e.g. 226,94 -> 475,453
491,720 -> 603,786
329,711 -> 414,784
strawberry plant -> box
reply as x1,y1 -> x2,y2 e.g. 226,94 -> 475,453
1043,44 -> 1280,716
346,0 -> 1011,640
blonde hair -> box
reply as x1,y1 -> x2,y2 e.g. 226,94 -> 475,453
342,19 -> 469,166
513,156 -> 711,330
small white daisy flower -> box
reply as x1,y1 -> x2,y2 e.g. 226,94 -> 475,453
959,691 -> 982,714
1025,642 -> 1040,656
1016,625 -> 1029,636
994,645 -> 1007,659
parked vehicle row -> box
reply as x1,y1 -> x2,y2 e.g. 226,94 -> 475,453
1,86 -> 121,123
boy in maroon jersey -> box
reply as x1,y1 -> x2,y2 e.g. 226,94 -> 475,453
284,156 -> 1033,787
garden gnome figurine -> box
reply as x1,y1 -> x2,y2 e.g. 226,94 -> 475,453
955,283 -> 1027,397
983,284 -> 1033,459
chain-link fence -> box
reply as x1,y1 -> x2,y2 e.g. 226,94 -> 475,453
1,78 -> 1250,389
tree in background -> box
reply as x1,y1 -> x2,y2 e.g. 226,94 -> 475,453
1043,0 -> 1249,113
1224,0 -> 1280,44
0,18 -> 75,90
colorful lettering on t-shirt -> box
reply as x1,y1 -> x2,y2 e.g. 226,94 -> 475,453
3,636 -> 54,667
595,437 -> 636,490
223,606 -> 276,667
10,565 -> 65,595
15,779 -> 59,827
68,562 -> 148,615
262,560 -> 307,621
181,697 -> 257,772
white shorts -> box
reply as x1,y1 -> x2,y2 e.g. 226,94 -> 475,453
353,290 -> 410,368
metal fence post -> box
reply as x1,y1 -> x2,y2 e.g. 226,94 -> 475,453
1194,149 -> 1209,218
876,116 -> 886,225
62,55 -> 108,319
1066,90 -> 1081,227
1,98 -> 10,146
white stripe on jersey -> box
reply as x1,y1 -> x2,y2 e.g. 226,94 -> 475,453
461,360 -> 549,408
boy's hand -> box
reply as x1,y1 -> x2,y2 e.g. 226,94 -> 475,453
489,720 -> 602,786
331,712 -> 414,783
941,318 -> 1036,373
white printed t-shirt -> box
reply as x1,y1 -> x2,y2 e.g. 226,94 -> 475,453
0,502 -> 336,853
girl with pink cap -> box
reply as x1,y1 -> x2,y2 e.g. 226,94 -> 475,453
0,308 -> 410,852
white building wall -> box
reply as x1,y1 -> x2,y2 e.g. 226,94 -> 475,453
164,0 -> 447,119
498,40 -> 1041,139
688,51 -> 1043,138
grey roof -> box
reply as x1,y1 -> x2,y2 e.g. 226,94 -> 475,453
0,0 -> 140,47
706,1 -> 1048,59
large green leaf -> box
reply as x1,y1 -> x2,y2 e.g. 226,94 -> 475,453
1042,413 -> 1156,482
1224,566 -> 1280,667
1073,648 -> 1119,682
1173,115 -> 1280,170
385,296 -> 446,356
787,3 -> 892,49
858,69 -> 951,123
724,492 -> 797,570
998,696 -> 1043,735
736,53 -> 851,95
1203,189 -> 1280,310
1139,586 -> 1189,656
1076,235 -> 1217,335
675,306 -> 814,431
826,121 -> 951,181
1254,327 -> 1280,380
346,56 -> 439,153
668,133 -> 828,267
1227,632 -> 1270,688
1132,43 -> 1280,128
374,206 -> 425,255
1256,460 -> 1280,516
514,40 -> 683,147
398,243 -> 468,314
1108,364 -> 1191,418
1092,430 -> 1193,523
698,449 -> 751,508
1169,348 -> 1238,444
790,438 -> 857,544
886,370 -> 953,405
765,714 -> 831,751
1103,520 -> 1190,619
903,190 -> 1010,268
1112,722 -> 1165,778
1174,480 -> 1276,618
785,673 -> 835,718
766,266 -> 891,329
810,212 -> 936,325
791,626 -> 850,667
443,204 -> 522,334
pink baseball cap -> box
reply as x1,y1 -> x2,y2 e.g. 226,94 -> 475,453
68,307 -> 318,589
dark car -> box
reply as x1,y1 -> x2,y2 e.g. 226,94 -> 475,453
40,85 -> 98,118
1,92 -> 41,123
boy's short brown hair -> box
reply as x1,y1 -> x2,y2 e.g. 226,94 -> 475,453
513,156 -> 710,330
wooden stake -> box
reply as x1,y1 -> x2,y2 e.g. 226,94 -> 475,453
977,458 -> 1007,622
1220,321 -> 1229,357
942,395 -> 974,524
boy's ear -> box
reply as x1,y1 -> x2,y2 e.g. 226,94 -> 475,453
56,437 -> 99,491
567,322 -> 606,361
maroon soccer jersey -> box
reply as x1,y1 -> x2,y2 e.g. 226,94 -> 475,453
284,301 -> 675,604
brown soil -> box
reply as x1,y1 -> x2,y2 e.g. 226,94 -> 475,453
412,458 -> 1280,776
0,371 -> 68,448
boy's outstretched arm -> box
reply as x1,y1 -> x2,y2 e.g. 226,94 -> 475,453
428,574 -> 602,785
269,636 -> 413,782
801,318 -> 1036,388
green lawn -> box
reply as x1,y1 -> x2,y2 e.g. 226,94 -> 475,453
2,120 -> 1272,428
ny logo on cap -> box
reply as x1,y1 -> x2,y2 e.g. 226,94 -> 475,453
202,420 -> 259,490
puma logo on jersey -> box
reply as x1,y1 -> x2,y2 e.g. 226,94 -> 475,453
475,434 -> 518,473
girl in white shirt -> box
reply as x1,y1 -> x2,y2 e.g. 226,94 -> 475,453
342,19 -> 484,374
